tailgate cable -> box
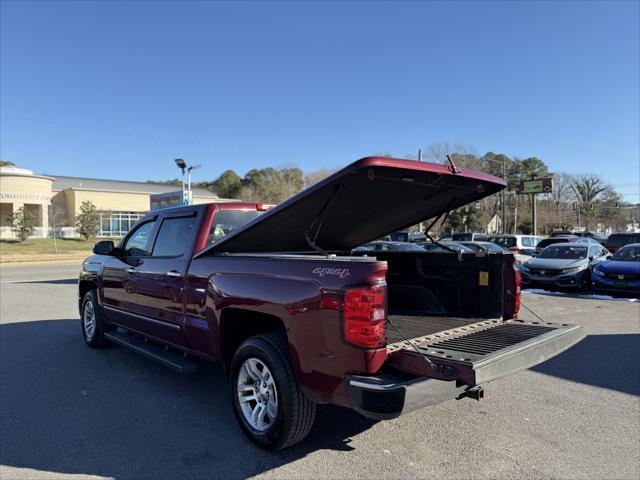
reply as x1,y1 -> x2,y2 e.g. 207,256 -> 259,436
505,288 -> 549,325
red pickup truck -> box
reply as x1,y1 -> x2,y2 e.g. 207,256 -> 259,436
79,157 -> 584,450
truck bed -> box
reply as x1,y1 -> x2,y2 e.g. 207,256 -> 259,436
386,315 -> 486,344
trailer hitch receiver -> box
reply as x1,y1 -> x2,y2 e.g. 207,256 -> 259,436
458,385 -> 484,401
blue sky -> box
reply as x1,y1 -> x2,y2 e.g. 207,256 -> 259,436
1,1 -> 638,201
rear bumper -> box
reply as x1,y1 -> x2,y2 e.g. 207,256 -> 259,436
345,372 -> 466,420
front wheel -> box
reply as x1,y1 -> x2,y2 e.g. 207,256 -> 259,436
230,332 -> 316,450
80,290 -> 111,348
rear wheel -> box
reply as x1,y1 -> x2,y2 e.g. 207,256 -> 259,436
230,332 -> 316,450
80,290 -> 111,348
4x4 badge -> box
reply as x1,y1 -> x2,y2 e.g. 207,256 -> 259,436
312,267 -> 351,278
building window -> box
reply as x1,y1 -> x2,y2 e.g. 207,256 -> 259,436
98,211 -> 147,237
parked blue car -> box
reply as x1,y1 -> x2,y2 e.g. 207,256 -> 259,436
591,243 -> 640,296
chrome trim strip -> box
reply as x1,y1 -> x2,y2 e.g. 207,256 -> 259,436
348,379 -> 402,391
103,305 -> 181,331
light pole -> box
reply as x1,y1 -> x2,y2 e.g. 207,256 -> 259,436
175,158 -> 187,205
174,158 -> 200,205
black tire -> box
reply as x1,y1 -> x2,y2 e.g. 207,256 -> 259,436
80,290 -> 111,348
229,332 -> 316,450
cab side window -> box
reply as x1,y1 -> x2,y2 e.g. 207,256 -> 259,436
522,237 -> 532,247
124,221 -> 156,257
152,216 -> 196,257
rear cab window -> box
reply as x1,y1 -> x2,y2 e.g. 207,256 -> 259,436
208,209 -> 262,244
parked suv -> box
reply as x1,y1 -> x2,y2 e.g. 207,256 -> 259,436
488,234 -> 543,255
451,232 -> 488,241
604,233 -> 640,253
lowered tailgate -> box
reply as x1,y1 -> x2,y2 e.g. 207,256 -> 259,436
386,319 -> 585,386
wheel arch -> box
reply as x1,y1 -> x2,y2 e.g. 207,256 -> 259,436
78,279 -> 98,314
220,308 -> 287,375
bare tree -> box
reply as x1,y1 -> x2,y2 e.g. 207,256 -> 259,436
570,174 -> 609,229
547,173 -> 574,228
304,169 -> 336,188
423,142 -> 475,163
49,204 -> 68,253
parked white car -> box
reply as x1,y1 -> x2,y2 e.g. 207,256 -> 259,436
488,234 -> 544,256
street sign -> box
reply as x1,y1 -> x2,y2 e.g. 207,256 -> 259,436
514,177 -> 553,194
150,190 -> 184,211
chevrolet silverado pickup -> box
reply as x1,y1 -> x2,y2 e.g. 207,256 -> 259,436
79,157 -> 585,450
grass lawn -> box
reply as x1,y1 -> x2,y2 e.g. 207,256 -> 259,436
0,237 -> 121,262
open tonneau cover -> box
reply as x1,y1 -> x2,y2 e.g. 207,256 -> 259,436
198,157 -> 506,255
387,318 -> 585,386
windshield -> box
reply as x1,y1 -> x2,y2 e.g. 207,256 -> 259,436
207,210 -> 263,244
491,236 -> 516,248
483,243 -> 508,253
451,233 -> 472,241
537,238 -> 570,249
538,245 -> 588,260
611,245 -> 640,262
396,242 -> 427,251
439,242 -> 473,252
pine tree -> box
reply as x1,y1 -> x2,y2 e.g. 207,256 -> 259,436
75,201 -> 100,239
8,207 -> 35,242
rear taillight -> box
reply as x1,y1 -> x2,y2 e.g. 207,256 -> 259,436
342,285 -> 386,348
513,268 -> 521,317
504,255 -> 521,320
256,203 -> 276,211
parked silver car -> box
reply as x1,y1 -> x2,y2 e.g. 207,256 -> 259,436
519,243 -> 609,290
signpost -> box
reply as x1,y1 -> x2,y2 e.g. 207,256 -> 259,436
513,177 -> 553,235
150,190 -> 184,211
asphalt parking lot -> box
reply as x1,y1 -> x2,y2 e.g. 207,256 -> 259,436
1,262 -> 639,480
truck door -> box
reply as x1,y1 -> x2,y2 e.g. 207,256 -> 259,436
129,212 -> 198,347
101,219 -> 157,325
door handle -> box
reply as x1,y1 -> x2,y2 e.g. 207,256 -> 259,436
166,270 -> 182,278
126,267 -> 138,274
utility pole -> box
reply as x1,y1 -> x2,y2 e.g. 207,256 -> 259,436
532,193 -> 537,236
502,157 -> 506,234
577,202 -> 581,229
418,148 -> 424,233
513,195 -> 518,234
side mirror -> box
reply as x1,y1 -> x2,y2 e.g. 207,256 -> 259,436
606,254 -> 612,259
588,256 -> 594,261
93,240 -> 115,255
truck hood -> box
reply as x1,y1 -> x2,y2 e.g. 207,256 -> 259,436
596,260 -> 640,275
199,157 -> 506,254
